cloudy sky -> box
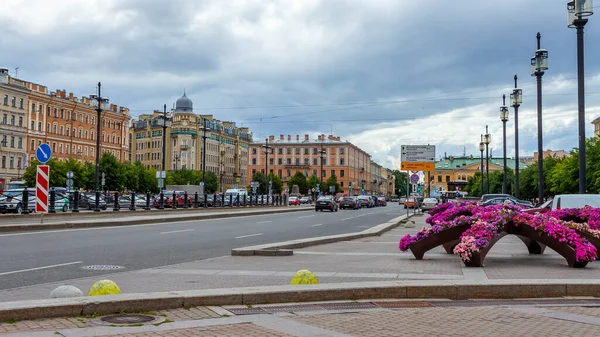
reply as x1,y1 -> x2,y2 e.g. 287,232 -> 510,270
2,0 -> 600,170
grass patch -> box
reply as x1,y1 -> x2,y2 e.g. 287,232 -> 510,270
3,319 -> 17,324
153,319 -> 173,326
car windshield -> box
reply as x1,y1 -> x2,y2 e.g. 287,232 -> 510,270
424,198 -> 437,203
317,197 -> 332,201
1,191 -> 23,198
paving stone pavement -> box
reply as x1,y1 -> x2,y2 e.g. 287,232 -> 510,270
5,302 -> 600,336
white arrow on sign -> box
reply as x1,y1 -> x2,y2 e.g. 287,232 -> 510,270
40,148 -> 48,159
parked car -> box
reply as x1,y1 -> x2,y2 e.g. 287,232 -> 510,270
399,197 -> 406,205
552,194 -> 600,210
480,194 -> 533,208
54,193 -> 70,212
377,197 -> 387,206
0,189 -> 36,214
421,197 -> 439,211
340,197 -> 359,210
404,197 -> 417,209
522,199 -> 553,214
357,196 -> 374,208
315,196 -> 338,212
300,196 -> 313,204
288,196 -> 301,206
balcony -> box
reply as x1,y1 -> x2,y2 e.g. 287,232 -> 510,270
170,129 -> 197,136
180,144 -> 190,151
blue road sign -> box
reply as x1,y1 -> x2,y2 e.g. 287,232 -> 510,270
410,174 -> 419,184
36,144 -> 52,163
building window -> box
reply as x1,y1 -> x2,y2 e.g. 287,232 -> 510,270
0,156 -> 4,169
304,158 -> 309,165
304,148 -> 309,155
252,158 -> 256,165
66,127 -> 70,136
66,144 -> 70,154
37,122 -> 41,131
30,121 -> 34,130
340,170 -> 345,178
322,159 -> 326,165
10,136 -> 14,147
78,129 -> 82,138
3,95 -> 7,105
286,169 -> 291,177
11,96 -> 16,107
269,158 -> 274,165
278,158 -> 282,165
54,108 -> 57,118
313,158 -> 318,165
2,113 -> 6,124
437,175 -> 442,183
60,126 -> 64,135
85,115 -> 89,124
295,158 -> 300,165
331,170 -> 335,177
10,115 -> 15,126
19,98 -> 23,109
30,140 -> 35,151
287,148 -> 291,154
84,130 -> 88,139
73,112 -> 77,121
17,137 -> 22,149
60,110 -> 64,118
31,103 -> 35,113
53,124 -> 57,134
9,157 -> 14,169
445,175 -> 450,183
313,148 -> 318,154
59,144 -> 63,153
52,142 -> 56,152
252,148 -> 256,154
252,169 -> 256,176
18,116 -> 22,127
340,148 -> 345,154
278,148 -> 283,154
295,148 -> 300,155
287,158 -> 291,165
340,158 -> 345,165
313,169 -> 317,176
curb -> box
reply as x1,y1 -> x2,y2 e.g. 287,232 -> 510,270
2,279 -> 600,321
231,213 -> 413,256
0,207 -> 311,233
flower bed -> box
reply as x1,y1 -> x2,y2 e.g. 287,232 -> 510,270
399,202 -> 598,267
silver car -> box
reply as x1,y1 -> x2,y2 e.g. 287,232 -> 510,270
421,197 -> 439,211
0,189 -> 36,214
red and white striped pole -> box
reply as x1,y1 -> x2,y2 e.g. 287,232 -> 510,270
36,165 -> 50,213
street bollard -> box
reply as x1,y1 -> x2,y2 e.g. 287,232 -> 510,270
72,189 -> 80,213
94,190 -> 101,212
21,187 -> 30,214
49,188 -> 56,214
261,195 -> 264,206
159,192 -> 164,210
229,194 -> 233,207
183,192 -> 188,209
213,193 -> 218,207
236,195 -> 240,207
194,192 -> 199,208
221,194 -> 225,208
145,191 -> 151,210
172,194 -> 178,209
113,192 -> 120,212
129,191 -> 136,211
285,195 -> 288,206
204,193 -> 208,208
243,195 -> 247,206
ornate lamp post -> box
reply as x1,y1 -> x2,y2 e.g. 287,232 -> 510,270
568,0 -> 593,194
500,96 -> 509,195
484,126 -> 491,194
510,77 -> 523,198
531,33 -> 548,203
89,82 -> 109,212
479,136 -> 485,196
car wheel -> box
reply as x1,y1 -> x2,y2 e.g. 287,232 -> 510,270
16,204 -> 23,214
87,203 -> 91,210
62,205 -> 68,212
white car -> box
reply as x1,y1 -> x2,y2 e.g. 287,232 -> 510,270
0,189 -> 36,214
421,198 -> 439,211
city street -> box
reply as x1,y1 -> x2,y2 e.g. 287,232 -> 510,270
0,204 -> 405,291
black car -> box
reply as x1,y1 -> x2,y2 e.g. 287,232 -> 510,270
340,197 -> 359,210
315,196 -> 338,212
481,194 -> 533,208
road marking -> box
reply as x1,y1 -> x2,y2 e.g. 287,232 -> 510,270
354,214 -> 366,218
341,217 -> 355,221
160,229 -> 194,235
257,221 -> 272,224
311,224 -> 324,227
235,233 -> 263,239
0,211 -> 311,238
357,225 -> 370,228
298,215 -> 315,219
0,261 -> 83,276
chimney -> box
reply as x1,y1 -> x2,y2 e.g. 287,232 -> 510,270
68,92 -> 74,100
317,135 -> 322,141
110,104 -> 117,112
288,135 -> 291,141
321,134 -> 325,141
304,134 -> 309,141
280,134 -> 284,140
296,135 -> 300,142
328,135 -> 333,140
269,135 -> 275,141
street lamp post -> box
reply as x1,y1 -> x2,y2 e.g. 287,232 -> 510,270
319,144 -> 326,186
89,82 -> 109,212
510,76 -> 523,198
568,0 -> 593,194
484,126 -> 491,194
500,95 -> 509,195
479,135 -> 485,196
200,117 -> 207,205
531,32 -> 548,204
173,153 -> 180,171
262,138 -> 272,194
0,138 -> 7,191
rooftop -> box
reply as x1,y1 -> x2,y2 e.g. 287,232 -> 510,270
254,134 -> 347,145
434,156 -> 529,170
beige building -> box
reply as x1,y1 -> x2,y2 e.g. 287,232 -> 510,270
0,68 -> 29,189
532,149 -> 569,163
129,92 -> 252,191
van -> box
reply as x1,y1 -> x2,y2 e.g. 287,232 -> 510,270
552,194 -> 600,210
224,189 -> 248,205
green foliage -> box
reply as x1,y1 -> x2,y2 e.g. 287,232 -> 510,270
323,174 -> 341,194
268,173 -> 283,194
251,172 -> 268,194
287,171 -> 308,194
392,170 -> 407,196
307,175 -> 321,189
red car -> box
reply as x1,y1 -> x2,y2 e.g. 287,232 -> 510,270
288,196 -> 301,205
154,190 -> 191,208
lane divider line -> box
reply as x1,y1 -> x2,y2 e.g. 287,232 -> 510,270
235,233 -> 263,239
0,261 -> 83,276
160,229 -> 194,235
311,224 -> 324,227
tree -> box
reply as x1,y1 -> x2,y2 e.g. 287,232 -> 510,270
287,171 -> 308,194
323,174 -> 341,194
307,175 -> 321,190
392,170 -> 407,196
99,152 -> 123,191
251,172 -> 268,194
166,169 -> 202,186
22,159 -> 66,188
202,171 -> 219,194
267,173 -> 283,194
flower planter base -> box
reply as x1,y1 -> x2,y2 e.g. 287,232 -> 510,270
409,224 -> 471,260
577,230 -> 600,253
442,240 -> 459,254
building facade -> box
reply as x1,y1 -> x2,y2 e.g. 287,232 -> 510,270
0,68 -> 29,189
593,116 -> 600,137
430,156 -> 528,192
129,92 -> 252,191
532,149 -> 569,163
24,84 -> 130,165
247,134 -> 374,195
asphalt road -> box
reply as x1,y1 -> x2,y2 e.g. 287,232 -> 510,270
0,204 -> 407,291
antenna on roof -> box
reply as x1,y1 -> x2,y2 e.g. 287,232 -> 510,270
463,146 -> 466,157
14,67 -> 19,78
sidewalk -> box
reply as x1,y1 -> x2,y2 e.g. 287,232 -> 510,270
0,206 -> 310,232
4,299 -> 600,336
